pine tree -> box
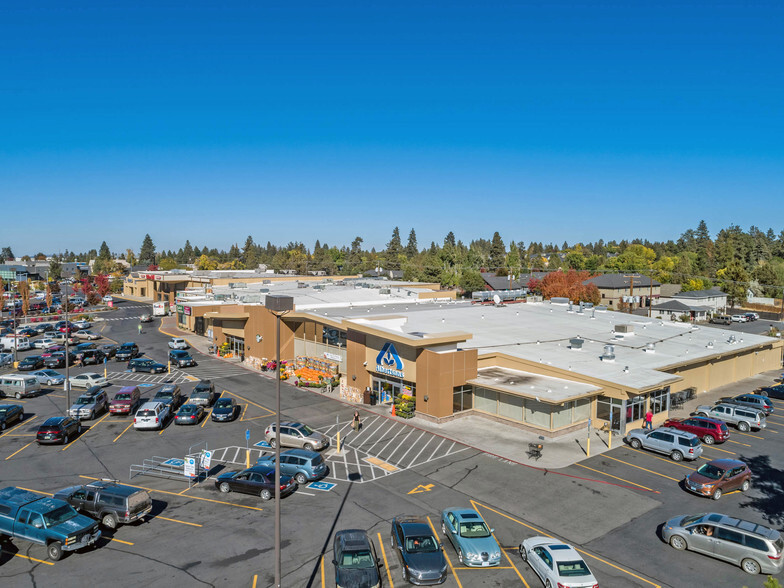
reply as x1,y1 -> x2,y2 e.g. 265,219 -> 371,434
182,240 -> 194,263
139,234 -> 156,266
98,241 -> 111,260
489,232 -> 506,271
444,232 -> 456,248
405,229 -> 418,258
385,228 -> 403,270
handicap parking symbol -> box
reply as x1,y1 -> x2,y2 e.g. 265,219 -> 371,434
163,458 -> 185,467
254,440 -> 272,449
307,481 -> 337,492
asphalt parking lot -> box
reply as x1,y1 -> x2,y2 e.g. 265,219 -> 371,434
1,300 -> 783,587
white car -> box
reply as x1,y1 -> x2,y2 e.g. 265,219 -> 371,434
731,314 -> 747,323
68,372 -> 109,388
30,369 -> 66,386
73,320 -> 92,330
37,338 -> 59,349
102,295 -> 113,303
133,401 -> 170,430
168,338 -> 189,350
519,537 -> 598,588
74,330 -> 101,340
0,353 -> 12,367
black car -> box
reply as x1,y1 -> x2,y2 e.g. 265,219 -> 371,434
0,404 -> 25,431
101,344 -> 118,358
390,516 -> 448,585
36,416 -> 81,445
17,327 -> 37,337
17,356 -> 44,371
333,529 -> 383,588
214,465 -> 296,501
128,358 -> 166,373
31,324 -> 49,335
758,384 -> 784,400
115,343 -> 140,362
77,349 -> 106,366
43,352 -> 75,369
211,397 -> 237,422
168,349 -> 196,368
153,384 -> 183,409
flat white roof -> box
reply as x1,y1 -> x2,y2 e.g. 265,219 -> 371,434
470,367 -> 601,403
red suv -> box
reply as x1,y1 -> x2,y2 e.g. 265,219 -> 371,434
110,386 -> 142,415
663,416 -> 730,444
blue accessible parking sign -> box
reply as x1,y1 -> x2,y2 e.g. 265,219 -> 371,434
307,481 -> 337,492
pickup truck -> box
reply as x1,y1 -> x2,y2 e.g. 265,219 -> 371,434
0,486 -> 101,560
693,403 -> 767,432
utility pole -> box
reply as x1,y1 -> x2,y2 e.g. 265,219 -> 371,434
64,280 -> 71,413
648,271 -> 654,317
623,274 -> 636,314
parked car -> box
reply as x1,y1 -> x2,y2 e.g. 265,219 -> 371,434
214,465 -> 296,500
128,358 -> 166,374
35,338 -> 59,350
16,327 -> 37,337
256,448 -> 329,485
744,312 -> 759,321
332,529 -> 383,588
0,404 -> 25,431
440,507 -> 501,567
731,314 -> 748,323
102,295 -> 113,303
68,390 -> 109,420
757,384 -> 784,400
626,427 -> 702,461
662,512 -> 783,575
74,330 -> 101,341
68,372 -> 109,389
54,480 -> 152,530
115,343 -> 140,361
72,320 -> 92,330
133,401 -> 170,430
718,393 -> 774,415
211,397 -> 237,422
189,380 -> 216,406
168,349 -> 196,368
17,356 -> 45,371
74,342 -> 97,353
30,369 -> 66,386
153,384 -> 183,409
174,404 -> 204,425
101,344 -> 118,358
684,459 -> 752,500
663,416 -> 730,444
0,374 -> 42,399
390,516 -> 448,585
110,386 -> 142,415
0,352 -> 13,367
31,323 -> 51,334
43,351 -> 75,369
36,416 -> 82,444
519,537 -> 598,588
168,338 -> 189,350
264,421 -> 329,451
76,349 -> 106,366
694,403 -> 766,432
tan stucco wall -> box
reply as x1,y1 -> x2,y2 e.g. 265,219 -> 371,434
416,348 -> 478,418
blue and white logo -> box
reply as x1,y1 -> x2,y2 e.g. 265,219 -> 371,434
375,342 -> 404,378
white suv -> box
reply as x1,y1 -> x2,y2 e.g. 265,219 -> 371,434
168,338 -> 189,350
133,401 -> 170,430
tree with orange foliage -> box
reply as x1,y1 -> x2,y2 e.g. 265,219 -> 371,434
539,270 -> 600,305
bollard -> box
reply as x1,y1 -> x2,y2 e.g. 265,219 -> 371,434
336,431 -> 341,454
168,360 -> 171,374
246,449 -> 250,468
586,418 -> 591,458
608,427 -> 612,450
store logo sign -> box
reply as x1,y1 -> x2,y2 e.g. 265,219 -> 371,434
376,342 -> 404,378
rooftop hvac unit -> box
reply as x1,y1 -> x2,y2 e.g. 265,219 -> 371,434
380,288 -> 391,295
600,344 -> 615,362
297,282 -> 308,288
262,280 -> 271,284
551,297 -> 570,305
313,284 -> 325,291
615,324 -> 634,334
569,338 -> 584,350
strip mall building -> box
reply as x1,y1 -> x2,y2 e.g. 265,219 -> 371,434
176,282 -> 783,438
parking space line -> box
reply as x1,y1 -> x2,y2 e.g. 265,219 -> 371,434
427,516 -> 463,588
154,515 -> 202,527
727,439 -> 752,447
4,433 -> 35,437
733,430 -> 764,439
63,412 -> 111,451
6,442 -> 33,460
574,463 -> 659,493
240,403 -> 249,421
453,566 -> 514,570
201,410 -> 211,427
471,501 -> 661,588
17,487 -> 53,496
702,445 -> 735,455
602,455 -> 680,481
223,390 -> 275,417
252,574 -> 257,588
79,475 -> 265,511
110,537 -> 134,545
467,505 -> 529,586
113,421 -> 135,443
321,554 -> 325,587
377,532 -> 395,588
14,553 -> 54,566
626,447 -> 695,470
1,415 -> 38,437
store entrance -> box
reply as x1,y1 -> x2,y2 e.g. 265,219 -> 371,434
372,376 -> 415,405
226,335 -> 245,358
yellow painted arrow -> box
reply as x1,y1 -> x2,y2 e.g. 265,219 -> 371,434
407,484 -> 434,494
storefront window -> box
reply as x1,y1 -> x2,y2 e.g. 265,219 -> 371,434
498,393 -> 523,421
650,388 -> 669,414
552,403 -> 572,429
524,399 -> 551,428
596,397 -> 623,432
627,394 -> 646,423
474,387 -> 497,414
322,327 -> 346,347
573,398 -> 591,422
453,385 -> 473,413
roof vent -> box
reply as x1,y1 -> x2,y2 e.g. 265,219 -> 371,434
623,366 -> 630,373
600,344 -> 615,362
569,337 -> 584,350
614,324 -> 634,335
707,341 -> 714,349
551,297 -> 570,305
645,342 -> 655,353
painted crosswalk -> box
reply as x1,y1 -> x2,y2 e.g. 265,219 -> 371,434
107,370 -> 193,385
172,361 -> 251,381
317,416 -> 470,483
97,315 -> 147,321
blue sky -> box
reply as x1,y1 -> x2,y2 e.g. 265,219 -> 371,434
2,1 -> 782,255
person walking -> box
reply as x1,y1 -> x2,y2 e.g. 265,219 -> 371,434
137,322 -> 143,336
644,409 -> 653,430
351,410 -> 361,433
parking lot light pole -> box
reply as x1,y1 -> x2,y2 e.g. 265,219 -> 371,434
64,280 -> 71,412
265,294 -> 293,588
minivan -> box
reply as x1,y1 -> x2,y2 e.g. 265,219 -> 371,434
710,315 -> 732,325
662,512 -> 784,575
0,375 -> 42,399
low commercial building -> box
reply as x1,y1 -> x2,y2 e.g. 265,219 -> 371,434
197,285 -> 782,438
583,274 -> 661,310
